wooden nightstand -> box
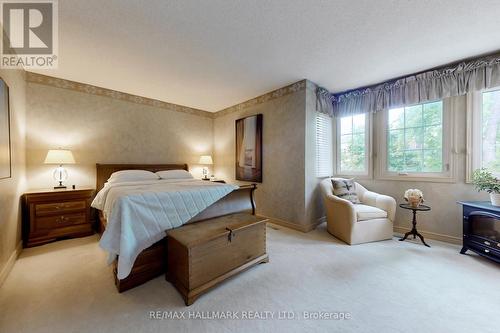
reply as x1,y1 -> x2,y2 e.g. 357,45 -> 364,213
22,188 -> 95,248
201,179 -> 226,183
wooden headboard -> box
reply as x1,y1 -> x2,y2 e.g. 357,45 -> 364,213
95,163 -> 189,192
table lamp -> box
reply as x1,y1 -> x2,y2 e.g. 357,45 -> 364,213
198,155 -> 213,180
44,149 -> 76,189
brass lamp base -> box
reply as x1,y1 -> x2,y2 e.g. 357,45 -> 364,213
54,181 -> 66,189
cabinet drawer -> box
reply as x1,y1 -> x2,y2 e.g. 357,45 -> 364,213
36,213 -> 87,229
35,201 -> 87,216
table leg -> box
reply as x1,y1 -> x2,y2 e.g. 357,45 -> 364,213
399,208 -> 430,247
399,231 -> 412,241
416,232 -> 431,247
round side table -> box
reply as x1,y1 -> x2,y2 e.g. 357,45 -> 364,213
398,203 -> 431,247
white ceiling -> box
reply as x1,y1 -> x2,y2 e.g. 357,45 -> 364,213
31,0 -> 500,112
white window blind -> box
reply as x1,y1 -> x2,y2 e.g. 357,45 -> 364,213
316,112 -> 333,177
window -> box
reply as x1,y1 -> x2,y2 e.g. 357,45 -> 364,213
316,112 -> 333,177
388,101 -> 443,172
467,88 -> 500,180
378,99 -> 454,181
336,113 -> 370,176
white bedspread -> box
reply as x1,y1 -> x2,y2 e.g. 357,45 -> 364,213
91,179 -> 237,279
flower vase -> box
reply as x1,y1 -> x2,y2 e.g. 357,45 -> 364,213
490,193 -> 500,206
408,197 -> 422,208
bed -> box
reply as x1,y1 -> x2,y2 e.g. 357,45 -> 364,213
94,163 -> 257,292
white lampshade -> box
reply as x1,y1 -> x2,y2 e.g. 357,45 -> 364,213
44,149 -> 76,165
198,155 -> 213,165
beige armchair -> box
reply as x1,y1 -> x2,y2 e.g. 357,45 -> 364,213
320,178 -> 396,245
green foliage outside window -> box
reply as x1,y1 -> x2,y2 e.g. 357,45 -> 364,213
340,114 -> 366,172
387,101 -> 443,172
481,90 -> 500,173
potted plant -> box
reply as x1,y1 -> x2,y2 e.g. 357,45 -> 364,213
472,168 -> 500,206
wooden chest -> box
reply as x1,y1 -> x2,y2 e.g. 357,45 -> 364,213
22,189 -> 95,247
166,213 -> 268,305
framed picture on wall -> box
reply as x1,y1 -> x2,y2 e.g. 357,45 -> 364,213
235,114 -> 262,182
0,78 -> 10,180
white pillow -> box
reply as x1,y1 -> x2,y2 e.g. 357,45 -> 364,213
156,169 -> 193,180
107,170 -> 160,183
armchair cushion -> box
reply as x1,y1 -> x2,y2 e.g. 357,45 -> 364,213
354,204 -> 388,221
331,178 -> 361,204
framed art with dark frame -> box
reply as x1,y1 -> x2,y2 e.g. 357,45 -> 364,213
0,77 -> 11,180
235,114 -> 262,182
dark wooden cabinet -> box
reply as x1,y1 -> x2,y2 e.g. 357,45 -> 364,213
458,201 -> 500,264
22,188 -> 95,247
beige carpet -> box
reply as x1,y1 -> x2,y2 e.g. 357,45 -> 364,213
1,223 -> 499,333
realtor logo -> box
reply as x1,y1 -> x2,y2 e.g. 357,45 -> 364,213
0,0 -> 58,68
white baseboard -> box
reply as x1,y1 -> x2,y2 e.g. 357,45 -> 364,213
0,241 -> 22,288
256,214 -> 461,245
393,226 -> 461,245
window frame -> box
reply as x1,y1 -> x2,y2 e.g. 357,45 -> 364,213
334,112 -> 372,179
377,98 -> 456,182
466,87 -> 500,182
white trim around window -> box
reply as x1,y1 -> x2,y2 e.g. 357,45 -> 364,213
466,87 -> 500,182
467,91 -> 480,183
377,98 -> 456,182
334,113 -> 372,179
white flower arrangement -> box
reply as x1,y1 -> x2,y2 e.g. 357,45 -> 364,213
404,189 -> 424,207
404,189 -> 424,200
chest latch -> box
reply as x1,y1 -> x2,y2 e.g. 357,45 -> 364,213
226,227 -> 236,242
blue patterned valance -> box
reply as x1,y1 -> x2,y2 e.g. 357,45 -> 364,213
316,52 -> 500,117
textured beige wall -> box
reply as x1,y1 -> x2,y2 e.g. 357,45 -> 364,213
304,81 -> 325,226
25,82 -> 213,190
0,69 -> 26,281
214,88 -> 307,226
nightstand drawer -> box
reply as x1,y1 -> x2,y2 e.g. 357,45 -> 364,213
36,213 -> 87,229
35,200 -> 87,216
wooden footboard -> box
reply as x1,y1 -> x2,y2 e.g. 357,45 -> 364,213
113,239 -> 166,292
98,184 -> 257,292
